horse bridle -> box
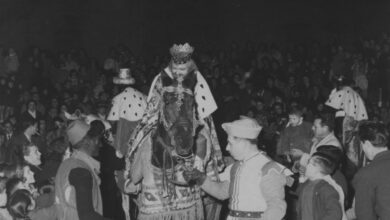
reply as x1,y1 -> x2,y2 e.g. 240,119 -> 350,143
153,135 -> 195,188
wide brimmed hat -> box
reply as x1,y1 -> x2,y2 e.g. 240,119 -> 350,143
222,116 -> 262,139
113,68 -> 135,85
66,120 -> 90,145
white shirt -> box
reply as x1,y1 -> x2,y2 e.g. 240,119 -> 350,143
219,153 -> 270,212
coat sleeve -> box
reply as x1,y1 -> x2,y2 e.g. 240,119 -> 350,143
69,168 -> 111,220
276,130 -> 289,155
260,164 -> 287,220
200,179 -> 230,201
319,184 -> 342,220
352,170 -> 377,220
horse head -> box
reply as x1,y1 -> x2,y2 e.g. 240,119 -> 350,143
151,70 -> 199,176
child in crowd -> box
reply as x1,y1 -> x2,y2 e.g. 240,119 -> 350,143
276,108 -> 313,167
297,153 -> 346,220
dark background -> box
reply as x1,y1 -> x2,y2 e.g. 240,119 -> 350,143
0,0 -> 389,59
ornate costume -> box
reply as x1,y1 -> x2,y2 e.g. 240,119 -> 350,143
123,43 -> 224,220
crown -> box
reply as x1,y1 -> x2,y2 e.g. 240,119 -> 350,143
169,43 -> 194,64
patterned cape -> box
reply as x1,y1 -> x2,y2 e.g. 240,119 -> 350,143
325,86 -> 368,121
126,68 -> 224,176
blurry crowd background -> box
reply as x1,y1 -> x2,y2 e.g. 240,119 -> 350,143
0,33 -> 389,158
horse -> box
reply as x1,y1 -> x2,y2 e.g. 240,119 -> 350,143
126,69 -> 221,220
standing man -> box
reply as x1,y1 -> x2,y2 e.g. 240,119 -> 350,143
292,113 -> 342,167
6,118 -> 38,165
184,116 -> 290,220
352,122 -> 390,220
55,120 -> 110,220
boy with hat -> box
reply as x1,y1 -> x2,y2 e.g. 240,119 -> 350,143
184,116 -> 291,220
108,68 -> 146,156
54,120 -> 110,220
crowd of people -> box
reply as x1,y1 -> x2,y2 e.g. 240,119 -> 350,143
0,33 -> 388,220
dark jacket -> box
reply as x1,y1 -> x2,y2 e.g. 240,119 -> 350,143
5,133 -> 31,164
353,150 -> 390,220
297,179 -> 342,220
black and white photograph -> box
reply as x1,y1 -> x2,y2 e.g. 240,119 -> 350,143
0,0 -> 389,219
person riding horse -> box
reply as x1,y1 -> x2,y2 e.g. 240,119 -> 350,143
120,43 -> 224,220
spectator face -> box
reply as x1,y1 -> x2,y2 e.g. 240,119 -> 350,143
60,105 -> 67,113
305,157 -> 322,180
51,98 -> 58,108
23,166 -> 35,185
8,48 -> 16,56
288,114 -> 302,127
247,110 -> 255,118
256,102 -> 264,111
274,105 -> 283,115
226,135 -> 247,161
4,122 -> 13,134
313,119 -> 328,138
27,123 -> 38,136
97,107 -> 106,116
316,103 -> 324,112
32,93 -> 39,102
24,145 -> 41,166
39,120 -> 46,133
27,101 -> 36,112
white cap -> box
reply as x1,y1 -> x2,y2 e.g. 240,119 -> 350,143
222,116 -> 262,139
66,120 -> 90,145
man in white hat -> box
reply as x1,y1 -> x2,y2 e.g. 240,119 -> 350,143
184,116 -> 290,220
108,68 -> 147,155
54,120 -> 110,220
108,68 -> 147,220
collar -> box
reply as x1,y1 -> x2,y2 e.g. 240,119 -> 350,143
240,151 -> 260,163
164,67 -> 173,78
373,150 -> 390,162
315,132 -> 334,143
71,150 -> 101,175
23,133 -> 31,142
28,110 -> 36,118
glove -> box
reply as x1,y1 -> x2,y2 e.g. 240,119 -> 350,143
183,169 -> 207,186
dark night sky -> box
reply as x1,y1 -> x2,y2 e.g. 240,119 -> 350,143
0,0 -> 389,58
